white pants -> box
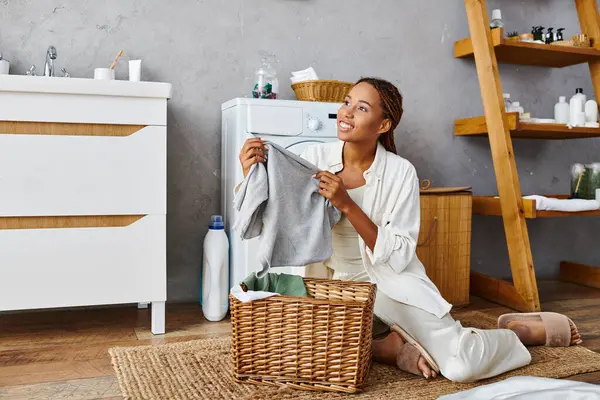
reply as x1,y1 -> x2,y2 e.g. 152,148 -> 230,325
333,271 -> 532,383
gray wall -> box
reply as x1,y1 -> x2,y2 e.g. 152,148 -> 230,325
1,0 -> 598,302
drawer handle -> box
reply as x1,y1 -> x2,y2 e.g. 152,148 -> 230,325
0,215 -> 145,230
0,121 -> 145,137
417,217 -> 437,247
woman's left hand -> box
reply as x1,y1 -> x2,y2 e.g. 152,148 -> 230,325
315,171 -> 355,214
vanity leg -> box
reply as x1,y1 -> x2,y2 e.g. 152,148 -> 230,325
151,301 -> 166,335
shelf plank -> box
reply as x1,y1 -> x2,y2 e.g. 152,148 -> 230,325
560,261 -> 600,289
470,272 -> 531,312
455,27 -> 600,68
473,195 -> 600,218
455,112 -> 600,139
473,195 -> 536,218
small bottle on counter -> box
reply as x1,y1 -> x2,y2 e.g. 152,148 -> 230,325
252,55 -> 279,100
0,53 -> 9,75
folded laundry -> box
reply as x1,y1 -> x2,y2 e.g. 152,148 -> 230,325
523,195 -> 600,212
233,141 -> 341,278
493,195 -> 600,212
290,66 -> 319,84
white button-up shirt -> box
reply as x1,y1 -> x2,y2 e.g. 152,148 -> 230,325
301,140 -> 452,318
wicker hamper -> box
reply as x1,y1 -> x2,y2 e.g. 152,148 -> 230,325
291,80 -> 353,103
230,278 -> 376,393
416,186 -> 473,307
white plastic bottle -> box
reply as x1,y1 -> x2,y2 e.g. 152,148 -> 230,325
490,9 -> 504,29
503,93 -> 512,112
554,96 -> 570,124
585,99 -> 598,122
202,215 -> 230,322
570,90 -> 585,126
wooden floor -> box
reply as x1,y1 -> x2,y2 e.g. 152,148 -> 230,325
1,281 -> 600,399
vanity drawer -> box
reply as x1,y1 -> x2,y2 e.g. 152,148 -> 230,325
0,91 -> 167,126
0,214 -> 166,311
0,126 -> 166,216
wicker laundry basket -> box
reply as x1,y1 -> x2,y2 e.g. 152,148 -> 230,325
291,80 -> 353,102
230,278 -> 376,393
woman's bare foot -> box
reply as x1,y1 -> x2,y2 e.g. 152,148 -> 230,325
506,318 -> 582,346
372,330 -> 437,379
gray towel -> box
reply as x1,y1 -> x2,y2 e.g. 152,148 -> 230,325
233,141 -> 341,278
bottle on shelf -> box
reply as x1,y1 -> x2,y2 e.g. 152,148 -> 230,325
533,26 -> 545,42
503,93 -> 512,112
490,9 -> 504,29
508,101 -> 525,117
570,88 -> 586,126
585,99 -> 598,123
545,28 -> 555,44
554,96 -> 570,124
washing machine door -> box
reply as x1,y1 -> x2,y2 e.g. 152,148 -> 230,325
285,140 -> 325,156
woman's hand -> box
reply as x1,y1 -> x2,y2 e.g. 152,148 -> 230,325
239,138 -> 267,178
315,171 -> 355,214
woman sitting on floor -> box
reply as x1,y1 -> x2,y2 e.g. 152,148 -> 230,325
237,77 -> 581,383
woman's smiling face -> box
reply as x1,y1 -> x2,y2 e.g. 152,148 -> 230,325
337,82 -> 391,144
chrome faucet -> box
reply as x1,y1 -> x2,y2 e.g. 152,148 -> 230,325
44,46 -> 57,77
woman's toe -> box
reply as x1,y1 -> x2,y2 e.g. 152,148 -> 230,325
418,357 -> 432,379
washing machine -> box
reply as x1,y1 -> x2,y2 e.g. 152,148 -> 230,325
221,98 -> 341,289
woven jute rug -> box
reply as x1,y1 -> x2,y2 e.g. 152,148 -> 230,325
109,311 -> 600,400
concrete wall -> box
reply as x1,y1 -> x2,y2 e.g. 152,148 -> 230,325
1,0 -> 598,302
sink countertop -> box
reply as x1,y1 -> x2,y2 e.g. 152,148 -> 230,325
0,75 -> 172,99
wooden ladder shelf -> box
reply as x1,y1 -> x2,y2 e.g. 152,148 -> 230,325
457,0 -> 600,312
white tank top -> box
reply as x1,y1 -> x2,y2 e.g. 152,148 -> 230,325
326,185 -> 366,274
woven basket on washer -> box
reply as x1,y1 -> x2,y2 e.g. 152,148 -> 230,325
230,277 -> 376,393
291,80 -> 353,102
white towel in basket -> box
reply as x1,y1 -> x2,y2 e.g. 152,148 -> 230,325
230,285 -> 279,303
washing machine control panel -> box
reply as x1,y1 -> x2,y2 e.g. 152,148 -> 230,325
307,117 -> 322,132
304,112 -> 338,137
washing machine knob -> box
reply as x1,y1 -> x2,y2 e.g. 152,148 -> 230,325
307,118 -> 322,132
